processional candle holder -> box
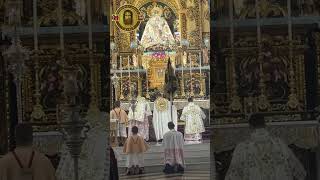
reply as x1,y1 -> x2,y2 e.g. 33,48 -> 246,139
60,65 -> 88,180
110,41 -> 117,70
3,0 -> 30,123
119,56 -> 125,100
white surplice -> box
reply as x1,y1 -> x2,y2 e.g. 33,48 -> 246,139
152,98 -> 178,141
56,112 -> 108,180
128,97 -> 152,141
225,129 -> 306,180
180,102 -> 206,141
163,129 -> 185,167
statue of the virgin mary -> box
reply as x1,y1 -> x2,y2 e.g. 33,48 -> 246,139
140,5 -> 175,49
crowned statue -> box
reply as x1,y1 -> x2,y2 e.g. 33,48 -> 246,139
140,4 -> 175,49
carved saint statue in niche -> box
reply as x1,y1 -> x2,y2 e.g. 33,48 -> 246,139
175,49 -> 182,66
132,54 -> 138,67
203,48 -> 209,65
182,51 -> 187,66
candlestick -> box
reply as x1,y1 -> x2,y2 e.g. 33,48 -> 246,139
120,56 -> 124,100
255,0 -> 261,48
199,52 -> 204,96
146,68 -> 150,99
189,53 -> 194,96
180,60 -> 185,98
31,0 -> 45,121
128,56 -> 132,100
87,0 -> 100,116
58,0 -> 64,61
137,58 -> 141,97
228,0 -> 242,112
286,0 -> 299,109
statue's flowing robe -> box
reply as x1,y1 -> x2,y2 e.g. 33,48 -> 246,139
225,129 -> 306,180
0,148 -> 56,180
123,135 -> 149,168
128,98 -> 152,141
152,98 -> 178,141
180,102 -> 206,141
140,15 -> 175,49
56,113 -> 108,180
163,130 -> 185,167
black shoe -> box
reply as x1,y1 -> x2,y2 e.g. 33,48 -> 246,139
139,167 -> 145,174
163,164 -> 175,174
177,164 -> 184,173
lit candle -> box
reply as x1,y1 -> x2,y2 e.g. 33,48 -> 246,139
255,0 -> 261,47
88,0 -> 92,51
199,52 -> 202,75
33,0 -> 38,51
120,56 -> 123,79
287,0 -> 292,60
128,56 -> 131,85
189,53 -> 192,77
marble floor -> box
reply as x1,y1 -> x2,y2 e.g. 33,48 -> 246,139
120,170 -> 210,180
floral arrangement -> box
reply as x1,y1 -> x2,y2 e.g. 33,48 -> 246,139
151,51 -> 166,59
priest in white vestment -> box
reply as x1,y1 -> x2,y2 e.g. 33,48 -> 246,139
153,96 -> 178,141
128,97 -> 152,141
163,122 -> 185,174
225,113 -> 306,180
180,97 -> 206,141
56,112 -> 108,180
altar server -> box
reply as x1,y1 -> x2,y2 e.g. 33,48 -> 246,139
110,101 -> 128,146
180,97 -> 206,141
163,122 -> 185,174
225,113 -> 306,180
123,126 -> 149,175
0,123 -> 56,180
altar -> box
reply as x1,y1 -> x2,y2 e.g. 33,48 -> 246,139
109,0 -> 211,147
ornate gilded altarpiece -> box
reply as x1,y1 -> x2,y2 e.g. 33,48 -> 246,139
111,0 -> 210,101
212,0 -> 320,179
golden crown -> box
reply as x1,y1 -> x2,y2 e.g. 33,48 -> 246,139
150,2 -> 163,17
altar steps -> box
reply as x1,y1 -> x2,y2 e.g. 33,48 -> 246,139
113,142 -> 210,175
119,170 -> 210,180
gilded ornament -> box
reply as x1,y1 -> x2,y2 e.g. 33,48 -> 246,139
155,97 -> 168,112
257,94 -> 270,111
229,95 -> 242,112
31,104 -> 46,120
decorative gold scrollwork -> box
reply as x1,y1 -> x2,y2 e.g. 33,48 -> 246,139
155,97 -> 168,112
